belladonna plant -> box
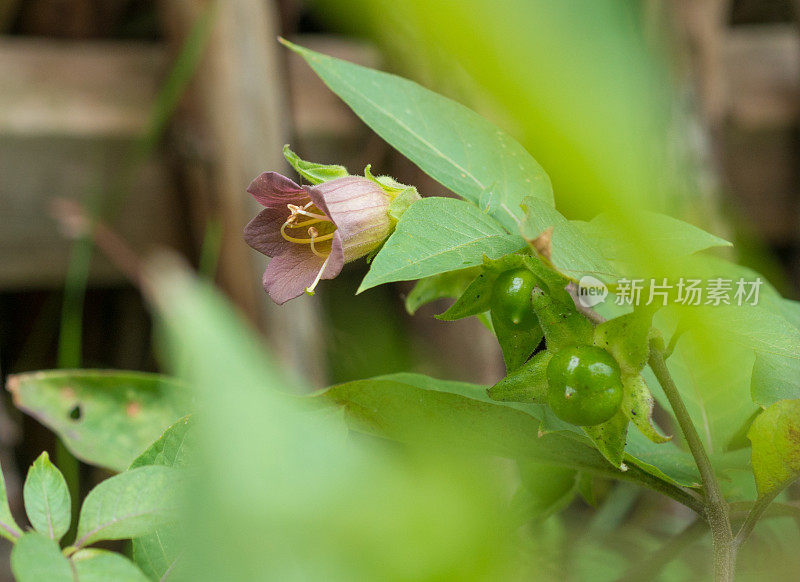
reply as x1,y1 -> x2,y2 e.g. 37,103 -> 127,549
244,148 -> 420,304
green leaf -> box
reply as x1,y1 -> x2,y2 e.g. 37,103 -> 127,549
73,549 -> 151,582
752,351 -> 800,407
621,375 -> 670,444
593,310 -> 653,375
490,309 -> 544,372
316,372 -> 698,490
510,462 -> 576,525
284,40 -> 553,233
130,416 -> 193,470
358,197 -> 524,292
579,211 -> 731,267
75,466 -> 180,548
130,417 -> 192,581
6,370 -> 191,471
282,144 -> 349,184
405,267 -> 481,315
0,459 -> 22,541
23,452 -> 71,542
133,527 -> 183,581
10,532 -> 73,582
520,196 -> 616,283
582,410 -> 629,469
748,399 -> 800,499
488,350 -> 551,403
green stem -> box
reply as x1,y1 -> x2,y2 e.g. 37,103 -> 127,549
733,491 -> 781,550
648,342 -> 735,582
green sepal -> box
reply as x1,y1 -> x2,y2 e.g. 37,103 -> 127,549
437,270 -> 495,321
491,308 -> 544,372
582,409 -> 629,469
593,308 -> 654,375
530,288 -> 594,352
364,166 -> 422,225
283,144 -> 349,184
405,267 -> 482,315
488,350 -> 551,403
621,374 -> 671,444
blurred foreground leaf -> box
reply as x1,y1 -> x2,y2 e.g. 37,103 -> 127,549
6,370 -> 191,471
146,256 -> 518,581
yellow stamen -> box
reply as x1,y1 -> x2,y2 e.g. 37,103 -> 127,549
280,221 -> 335,245
305,253 -> 331,296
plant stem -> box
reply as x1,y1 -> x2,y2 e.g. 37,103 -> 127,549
733,490 -> 780,550
648,342 -> 735,581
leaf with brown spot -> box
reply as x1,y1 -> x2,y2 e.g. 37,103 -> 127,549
6,370 -> 191,472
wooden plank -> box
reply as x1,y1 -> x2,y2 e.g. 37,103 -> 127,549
0,40 -> 184,289
0,39 -> 165,137
724,25 -> 800,129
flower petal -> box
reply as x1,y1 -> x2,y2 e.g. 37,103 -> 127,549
247,172 -> 307,207
308,177 -> 392,262
261,234 -> 345,304
243,207 -> 292,258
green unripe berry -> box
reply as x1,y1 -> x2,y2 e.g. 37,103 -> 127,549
546,345 -> 623,426
491,269 -> 540,330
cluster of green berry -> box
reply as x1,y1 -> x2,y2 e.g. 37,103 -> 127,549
492,269 -> 623,426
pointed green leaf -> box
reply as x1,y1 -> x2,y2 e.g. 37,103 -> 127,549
748,399 -> 800,499
75,466 -> 180,548
10,532 -> 73,582
282,144 -> 349,184
621,375 -> 670,444
284,40 -> 553,234
130,417 -> 193,581
359,197 -> 524,292
405,267 -> 481,315
23,452 -> 71,542
73,549 -> 151,582
130,416 -> 193,470
489,350 -> 551,403
0,459 -> 22,541
6,370 -> 191,471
